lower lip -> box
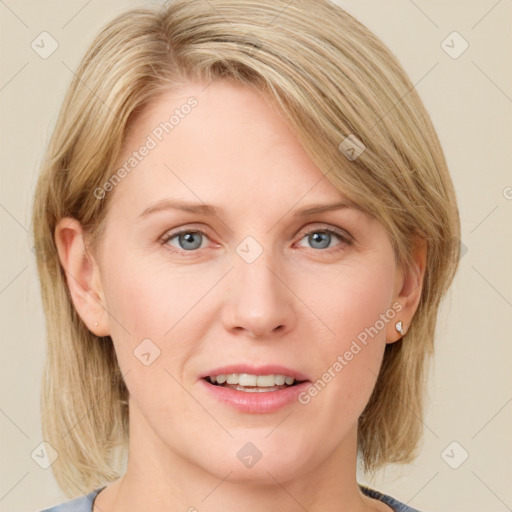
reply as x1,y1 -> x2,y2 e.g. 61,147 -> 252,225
199,378 -> 311,413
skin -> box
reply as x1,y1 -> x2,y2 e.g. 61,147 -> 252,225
55,80 -> 426,512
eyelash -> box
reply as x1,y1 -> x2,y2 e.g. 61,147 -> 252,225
160,226 -> 353,256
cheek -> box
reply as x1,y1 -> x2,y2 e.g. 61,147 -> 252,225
101,252 -> 204,337
304,255 -> 396,347
99,254 -> 220,383
99,260 -> 206,427
298,256 -> 396,412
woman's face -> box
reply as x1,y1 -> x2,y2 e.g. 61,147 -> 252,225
88,80 -> 405,483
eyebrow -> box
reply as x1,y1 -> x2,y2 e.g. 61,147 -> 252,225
138,198 -> 358,219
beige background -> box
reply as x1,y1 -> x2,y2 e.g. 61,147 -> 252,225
1,1 -> 511,511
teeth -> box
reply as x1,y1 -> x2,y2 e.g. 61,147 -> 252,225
275,375 -> 285,385
239,374 -> 257,386
230,385 -> 284,393
256,375 -> 275,387
226,373 -> 238,384
208,373 -> 296,387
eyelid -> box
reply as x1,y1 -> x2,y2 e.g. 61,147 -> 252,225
296,223 -> 353,243
160,226 -> 214,251
160,223 -> 212,241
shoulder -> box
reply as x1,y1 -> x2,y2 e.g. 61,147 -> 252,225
360,484 -> 422,512
38,488 -> 103,512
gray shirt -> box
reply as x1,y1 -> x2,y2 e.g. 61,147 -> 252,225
39,484 -> 421,511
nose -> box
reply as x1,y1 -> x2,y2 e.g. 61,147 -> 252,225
222,253 -> 296,339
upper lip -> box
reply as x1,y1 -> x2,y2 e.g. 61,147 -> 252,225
200,364 -> 310,382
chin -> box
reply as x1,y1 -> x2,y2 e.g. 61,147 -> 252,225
191,435 -> 321,485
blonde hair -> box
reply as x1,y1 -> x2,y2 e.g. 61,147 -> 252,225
31,0 -> 460,497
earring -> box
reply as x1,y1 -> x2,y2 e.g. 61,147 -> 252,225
395,321 -> 405,336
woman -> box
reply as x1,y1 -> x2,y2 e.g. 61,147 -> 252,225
33,1 -> 460,511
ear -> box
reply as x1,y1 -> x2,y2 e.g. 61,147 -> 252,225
54,217 -> 110,336
386,237 -> 427,344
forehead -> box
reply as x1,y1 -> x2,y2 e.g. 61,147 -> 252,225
107,80 -> 348,217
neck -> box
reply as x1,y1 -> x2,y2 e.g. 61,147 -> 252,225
96,402 -> 383,512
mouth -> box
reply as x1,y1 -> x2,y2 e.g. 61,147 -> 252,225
203,373 -> 306,393
199,365 -> 311,412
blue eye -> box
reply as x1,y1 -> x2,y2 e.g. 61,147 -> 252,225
163,230 -> 206,252
306,231 -> 334,249
297,228 -> 351,252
